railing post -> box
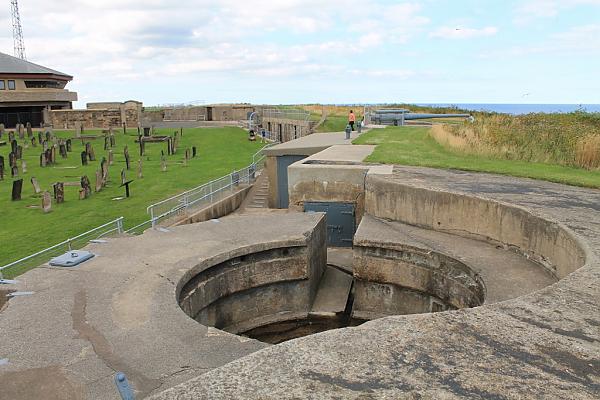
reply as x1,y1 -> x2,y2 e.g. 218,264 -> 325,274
67,239 -> 72,251
150,207 -> 156,228
116,218 -> 124,235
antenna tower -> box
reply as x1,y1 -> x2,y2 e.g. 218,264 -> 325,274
10,0 -> 26,60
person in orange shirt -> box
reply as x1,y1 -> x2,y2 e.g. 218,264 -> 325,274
348,110 -> 356,131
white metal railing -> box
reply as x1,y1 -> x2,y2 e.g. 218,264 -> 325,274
0,217 -> 124,279
146,144 -> 275,228
262,108 -> 310,121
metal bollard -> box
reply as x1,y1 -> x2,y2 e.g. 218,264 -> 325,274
345,124 -> 352,140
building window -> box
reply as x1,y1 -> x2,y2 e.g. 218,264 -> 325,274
7,80 -> 16,90
0,80 -> 5,90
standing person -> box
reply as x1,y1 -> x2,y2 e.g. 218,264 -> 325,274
348,110 -> 356,131
261,128 -> 266,143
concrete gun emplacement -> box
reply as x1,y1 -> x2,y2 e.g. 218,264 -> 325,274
369,108 -> 472,126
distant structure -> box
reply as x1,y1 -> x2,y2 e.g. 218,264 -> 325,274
10,0 -> 26,60
368,108 -> 471,126
0,52 -> 77,127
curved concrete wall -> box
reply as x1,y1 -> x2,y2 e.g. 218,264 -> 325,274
178,217 -> 327,335
365,174 -> 586,279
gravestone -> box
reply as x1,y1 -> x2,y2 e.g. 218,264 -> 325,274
95,169 -> 103,192
185,148 -> 190,161
12,179 -> 23,201
45,130 -> 51,142
0,156 -> 4,180
167,137 -> 172,156
18,124 -> 24,140
108,150 -> 114,165
43,140 -> 49,152
124,146 -> 130,170
38,131 -> 43,145
42,191 -> 52,213
53,182 -> 65,203
31,177 -> 41,194
16,145 -> 23,160
104,135 -> 109,151
59,143 -> 67,158
9,152 -> 16,168
40,153 -> 47,167
121,168 -> 126,185
21,160 -> 27,174
137,159 -> 143,179
50,146 -> 57,164
0,123 -> 4,138
31,137 -> 36,147
81,151 -> 88,166
26,122 -> 32,138
86,143 -> 96,161
192,146 -> 197,158
11,140 -> 17,155
110,134 -> 115,148
138,135 -> 145,156
11,165 -> 18,177
160,154 -> 167,172
45,149 -> 52,165
80,175 -> 91,199
8,131 -> 15,143
101,158 -> 109,186
66,139 -> 72,152
75,122 -> 82,138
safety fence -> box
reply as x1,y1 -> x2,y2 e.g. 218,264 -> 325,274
0,144 -> 275,278
0,217 -> 124,279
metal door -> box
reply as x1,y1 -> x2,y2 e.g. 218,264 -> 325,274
276,155 -> 305,208
304,202 -> 355,247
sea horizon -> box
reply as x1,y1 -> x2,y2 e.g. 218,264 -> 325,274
415,103 -> 600,115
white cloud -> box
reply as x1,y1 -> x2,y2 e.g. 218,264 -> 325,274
429,26 -> 498,40
514,0 -> 600,23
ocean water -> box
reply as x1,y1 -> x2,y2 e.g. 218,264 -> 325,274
416,104 -> 600,115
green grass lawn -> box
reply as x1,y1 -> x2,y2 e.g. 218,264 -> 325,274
0,127 -> 262,276
354,126 -> 600,188
316,115 -> 363,133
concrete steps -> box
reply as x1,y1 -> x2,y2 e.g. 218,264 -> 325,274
243,174 -> 270,210
310,266 -> 353,317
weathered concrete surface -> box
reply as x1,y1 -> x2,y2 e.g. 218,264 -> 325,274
0,213 -> 324,400
263,131 -> 366,157
310,266 -> 353,316
152,167 -> 600,400
174,185 -> 251,226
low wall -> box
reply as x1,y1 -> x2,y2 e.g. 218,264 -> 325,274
365,174 -> 586,279
49,106 -> 140,129
174,186 -> 251,226
262,117 -> 312,142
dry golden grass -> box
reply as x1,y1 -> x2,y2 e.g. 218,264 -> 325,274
576,136 -> 600,169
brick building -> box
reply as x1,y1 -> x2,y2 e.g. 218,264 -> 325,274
0,52 -> 77,127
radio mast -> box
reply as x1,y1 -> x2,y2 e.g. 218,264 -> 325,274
10,0 -> 27,60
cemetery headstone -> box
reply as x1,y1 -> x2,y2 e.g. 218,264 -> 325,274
38,131 -> 43,145
137,159 -> 143,179
185,148 -> 190,161
108,150 -> 114,165
75,122 -> 82,138
66,139 -> 72,152
101,158 -> 109,186
50,145 -> 57,164
26,122 -> 32,138
160,156 -> 167,172
81,151 -> 88,166
192,146 -> 197,158
44,149 -> 52,165
12,179 -> 23,201
40,153 -> 47,167
9,152 -> 16,168
104,135 -> 109,151
167,137 -> 172,156
31,137 -> 36,147
110,134 -> 115,148
11,165 -> 18,177
42,191 -> 52,213
121,168 -> 126,185
53,182 -> 65,203
21,160 -> 27,174
86,143 -> 96,161
59,143 -> 67,158
0,155 -> 4,180
45,130 -> 51,142
95,169 -> 103,192
43,140 -> 49,152
8,131 -> 15,143
138,135 -> 145,156
80,175 -> 91,199
16,145 -> 23,160
0,123 -> 4,138
31,177 -> 41,194
18,124 -> 24,140
11,140 -> 17,155
124,146 -> 130,170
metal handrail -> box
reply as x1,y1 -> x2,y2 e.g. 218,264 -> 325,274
0,217 -> 124,278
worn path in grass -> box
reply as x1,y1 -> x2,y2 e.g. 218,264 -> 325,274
354,126 -> 600,188
0,127 -> 262,275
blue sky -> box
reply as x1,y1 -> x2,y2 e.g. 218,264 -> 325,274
1,0 -> 599,106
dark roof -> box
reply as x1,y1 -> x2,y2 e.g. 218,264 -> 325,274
0,52 -> 72,78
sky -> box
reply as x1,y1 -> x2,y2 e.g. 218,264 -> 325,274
0,0 -> 599,107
